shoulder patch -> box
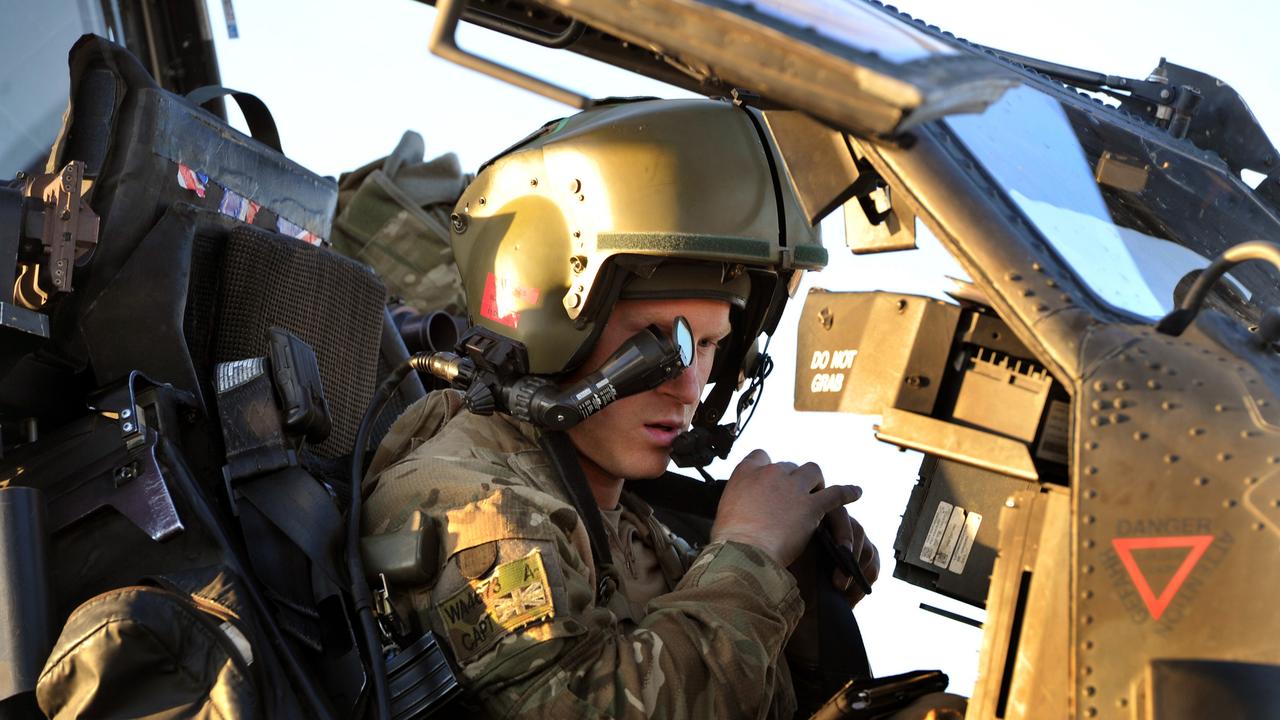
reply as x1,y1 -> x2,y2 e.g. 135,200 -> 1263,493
437,549 -> 555,663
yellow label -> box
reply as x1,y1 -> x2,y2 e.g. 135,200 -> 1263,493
437,549 -> 554,662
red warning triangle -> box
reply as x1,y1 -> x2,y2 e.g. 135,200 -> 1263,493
1111,535 -> 1214,621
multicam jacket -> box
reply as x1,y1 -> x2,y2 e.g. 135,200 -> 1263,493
363,390 -> 803,718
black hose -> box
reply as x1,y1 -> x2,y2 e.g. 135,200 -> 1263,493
349,363 -> 415,720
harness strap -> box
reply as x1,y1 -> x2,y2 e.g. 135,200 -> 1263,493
537,430 -> 617,603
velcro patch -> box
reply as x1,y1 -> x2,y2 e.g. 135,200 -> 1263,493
437,549 -> 554,663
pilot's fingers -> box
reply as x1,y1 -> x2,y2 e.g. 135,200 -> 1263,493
859,538 -> 881,586
828,510 -> 873,598
812,484 -> 862,515
825,506 -> 860,556
734,449 -> 772,473
785,461 -> 825,493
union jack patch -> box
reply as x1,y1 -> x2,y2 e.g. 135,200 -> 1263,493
176,163 -> 208,198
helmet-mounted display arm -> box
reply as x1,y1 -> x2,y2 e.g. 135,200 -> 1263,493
412,318 -> 692,431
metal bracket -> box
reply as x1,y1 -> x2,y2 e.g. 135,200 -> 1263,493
875,408 -> 1039,482
1156,240 -> 1280,336
4,372 -> 199,541
13,161 -> 100,308
429,0 -> 591,109
47,429 -> 184,542
88,370 -> 154,451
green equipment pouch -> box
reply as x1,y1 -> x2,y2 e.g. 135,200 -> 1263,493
36,567 -> 262,720
330,131 -> 470,315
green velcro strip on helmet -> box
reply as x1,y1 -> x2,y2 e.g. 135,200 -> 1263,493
598,232 -> 773,260
792,244 -> 829,267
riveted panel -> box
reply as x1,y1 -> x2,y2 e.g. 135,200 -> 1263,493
1075,320 -> 1280,719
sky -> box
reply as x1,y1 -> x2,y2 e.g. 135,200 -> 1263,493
200,0 -> 1280,697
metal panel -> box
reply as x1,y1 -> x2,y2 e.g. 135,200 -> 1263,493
968,487 -> 1070,720
876,408 -> 1038,482
1074,316 -> 1280,718
542,0 -> 1019,137
894,458 -> 1032,606
761,110 -> 860,227
795,290 -> 959,415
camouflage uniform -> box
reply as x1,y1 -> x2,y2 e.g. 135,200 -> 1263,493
364,390 -> 803,718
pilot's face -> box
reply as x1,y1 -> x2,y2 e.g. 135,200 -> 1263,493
567,298 -> 731,486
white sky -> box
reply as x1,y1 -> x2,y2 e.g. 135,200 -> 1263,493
204,0 -> 1279,697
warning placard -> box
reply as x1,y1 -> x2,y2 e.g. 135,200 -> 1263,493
1111,535 -> 1214,621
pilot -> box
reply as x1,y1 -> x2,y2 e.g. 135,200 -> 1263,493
362,98 -> 879,718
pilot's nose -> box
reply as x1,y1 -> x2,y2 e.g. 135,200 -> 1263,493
658,356 -> 702,406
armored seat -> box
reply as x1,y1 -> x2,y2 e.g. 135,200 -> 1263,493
0,35 -> 420,718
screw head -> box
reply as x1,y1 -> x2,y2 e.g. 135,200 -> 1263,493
112,465 -> 137,485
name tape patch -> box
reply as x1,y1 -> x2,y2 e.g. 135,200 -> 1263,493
437,549 -> 555,662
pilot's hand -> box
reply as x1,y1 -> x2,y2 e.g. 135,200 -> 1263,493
710,449 -> 862,568
826,507 -> 880,606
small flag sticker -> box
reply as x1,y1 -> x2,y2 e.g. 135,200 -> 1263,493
176,163 -> 208,198
276,217 -> 323,246
218,189 -> 260,224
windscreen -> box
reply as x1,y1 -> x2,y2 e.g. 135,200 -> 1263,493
721,0 -> 956,63
945,85 -> 1280,324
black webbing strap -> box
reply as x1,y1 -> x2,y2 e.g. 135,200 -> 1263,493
236,466 -> 345,586
214,360 -> 346,651
232,466 -> 345,651
235,496 -> 324,651
186,85 -> 283,153
537,430 -> 615,601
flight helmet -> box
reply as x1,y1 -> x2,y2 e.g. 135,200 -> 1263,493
450,97 -> 826,425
